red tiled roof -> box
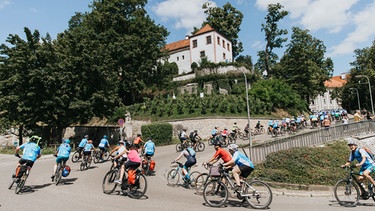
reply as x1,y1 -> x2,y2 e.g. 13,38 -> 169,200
324,75 -> 349,88
164,39 -> 190,52
193,24 -> 214,36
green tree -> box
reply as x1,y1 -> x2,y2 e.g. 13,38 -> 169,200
235,55 -> 253,71
256,3 -> 288,78
200,2 -> 244,58
277,27 -> 333,103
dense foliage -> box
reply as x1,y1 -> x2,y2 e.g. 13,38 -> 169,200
253,140 -> 349,185
141,122 -> 173,146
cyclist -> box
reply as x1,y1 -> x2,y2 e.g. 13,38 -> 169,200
341,140 -> 375,197
189,130 -> 201,149
133,134 -> 144,150
109,140 -> 127,169
13,135 -> 42,178
204,142 -> 232,166
179,129 -> 188,144
231,122 -> 239,134
98,135 -> 110,160
76,135 -> 89,158
143,138 -> 155,158
223,144 -> 254,191
82,139 -> 95,163
51,139 -> 71,181
255,121 -> 262,130
221,128 -> 229,143
211,127 -> 220,142
114,142 -> 141,184
172,146 -> 197,182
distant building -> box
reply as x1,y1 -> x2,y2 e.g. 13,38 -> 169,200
309,74 -> 348,111
163,24 -> 233,75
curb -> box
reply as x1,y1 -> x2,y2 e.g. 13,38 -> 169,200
268,181 -> 334,197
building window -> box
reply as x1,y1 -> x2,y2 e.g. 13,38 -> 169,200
222,40 -> 225,48
182,55 -> 185,60
217,37 -> 220,45
206,36 -> 212,44
223,53 -> 226,60
192,40 -> 197,48
177,56 -> 179,61
323,99 -> 326,104
200,51 -> 205,58
227,43 -> 230,51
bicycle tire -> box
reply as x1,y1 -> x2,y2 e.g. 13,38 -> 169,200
194,173 -> 210,194
128,173 -> 148,199
244,180 -> 273,209
54,163 -> 62,185
102,169 -> 119,194
15,174 -> 27,194
167,169 -> 180,186
103,151 -> 110,161
188,171 -> 200,188
260,127 -> 265,134
71,152 -> 80,163
175,143 -> 183,152
203,180 -> 228,207
8,178 -> 16,190
93,152 -> 100,163
208,138 -> 213,146
197,142 -> 205,152
87,156 -> 92,168
80,161 -> 86,171
334,179 -> 360,207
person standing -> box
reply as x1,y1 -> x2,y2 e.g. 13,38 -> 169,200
354,110 -> 363,122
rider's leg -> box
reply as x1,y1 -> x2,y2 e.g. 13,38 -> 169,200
363,169 -> 375,185
232,165 -> 241,187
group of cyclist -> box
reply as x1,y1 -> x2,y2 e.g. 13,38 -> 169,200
179,129 -> 202,149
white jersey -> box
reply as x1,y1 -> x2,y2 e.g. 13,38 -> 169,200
118,145 -> 127,158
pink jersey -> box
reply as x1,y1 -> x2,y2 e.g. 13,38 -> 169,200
127,149 -> 141,163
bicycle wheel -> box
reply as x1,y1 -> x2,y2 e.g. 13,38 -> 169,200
203,180 -> 228,207
208,138 -> 213,146
8,178 -> 16,190
334,179 -> 360,207
80,161 -> 86,171
175,143 -> 183,152
93,152 -> 100,163
167,169 -> 180,186
103,151 -> 110,161
260,127 -> 265,134
86,156 -> 92,168
15,174 -> 27,194
102,170 -> 119,194
188,171 -> 200,188
197,142 -> 205,152
244,180 -> 273,209
71,151 -> 80,163
128,173 -> 148,199
54,164 -> 62,185
194,173 -> 209,194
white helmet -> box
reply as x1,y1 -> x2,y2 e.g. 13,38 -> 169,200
228,144 -> 238,151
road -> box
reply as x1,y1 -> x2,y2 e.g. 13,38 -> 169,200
1,140 -> 375,211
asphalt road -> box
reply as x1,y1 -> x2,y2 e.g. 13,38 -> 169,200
1,140 -> 375,211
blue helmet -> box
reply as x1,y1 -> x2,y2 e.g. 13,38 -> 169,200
64,139 -> 71,144
62,166 -> 71,177
103,135 -> 108,139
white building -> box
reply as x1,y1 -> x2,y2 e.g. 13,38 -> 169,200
309,74 -> 348,111
164,24 -> 233,75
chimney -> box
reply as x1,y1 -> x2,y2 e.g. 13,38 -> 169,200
340,73 -> 346,80
185,35 -> 189,40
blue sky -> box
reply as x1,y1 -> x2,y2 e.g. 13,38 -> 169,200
1,0 -> 375,76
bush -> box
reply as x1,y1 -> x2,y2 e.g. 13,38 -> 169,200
141,122 -> 173,146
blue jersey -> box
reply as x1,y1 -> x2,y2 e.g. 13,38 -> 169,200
232,151 -> 254,168
268,120 -> 273,126
78,138 -> 88,147
84,143 -> 94,152
349,148 -> 375,171
57,143 -> 71,157
19,142 -> 41,162
211,129 -> 218,135
98,138 -> 109,148
144,141 -> 155,154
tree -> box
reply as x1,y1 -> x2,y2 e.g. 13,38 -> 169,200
256,3 -> 288,78
199,2 -> 244,58
277,27 -> 333,103
235,55 -> 253,71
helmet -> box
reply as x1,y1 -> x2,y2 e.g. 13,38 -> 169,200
64,139 -> 71,144
62,165 -> 71,177
84,135 -> 89,139
213,141 -> 222,147
347,140 -> 357,146
103,135 -> 108,139
119,140 -> 125,144
127,141 -> 133,148
29,135 -> 41,143
228,144 -> 238,151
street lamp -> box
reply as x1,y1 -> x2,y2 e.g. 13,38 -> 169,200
356,75 -> 374,115
238,69 -> 252,158
349,88 -> 361,111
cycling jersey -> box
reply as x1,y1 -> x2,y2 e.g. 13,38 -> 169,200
232,151 -> 254,168
84,143 -> 94,152
127,149 -> 141,163
349,148 -> 375,173
19,142 -> 41,162
144,141 -> 155,155
213,148 -> 232,163
57,143 -> 71,157
78,138 -> 88,147
98,138 -> 109,148
134,137 -> 142,144
117,145 -> 127,158
211,129 -> 218,136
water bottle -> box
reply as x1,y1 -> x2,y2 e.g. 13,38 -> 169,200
369,183 -> 373,195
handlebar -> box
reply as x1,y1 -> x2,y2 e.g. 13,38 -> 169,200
15,154 -> 21,158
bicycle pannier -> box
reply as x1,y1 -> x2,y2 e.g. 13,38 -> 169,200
128,169 -> 137,185
210,166 -> 221,177
150,160 -> 155,171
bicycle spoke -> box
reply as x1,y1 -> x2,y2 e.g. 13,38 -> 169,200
244,180 -> 273,209
203,180 -> 228,207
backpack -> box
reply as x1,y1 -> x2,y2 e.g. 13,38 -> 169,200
189,132 -> 195,139
187,147 -> 196,157
178,130 -> 183,138
363,147 -> 375,160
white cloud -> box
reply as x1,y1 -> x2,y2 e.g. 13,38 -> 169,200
0,0 -> 11,9
330,0 -> 375,56
251,40 -> 263,50
152,0 -> 216,33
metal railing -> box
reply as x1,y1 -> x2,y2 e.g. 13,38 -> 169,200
250,121 -> 375,163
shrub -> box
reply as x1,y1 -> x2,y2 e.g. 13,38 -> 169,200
141,122 -> 173,146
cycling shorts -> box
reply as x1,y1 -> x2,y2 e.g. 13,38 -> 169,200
125,160 -> 140,169
239,165 -> 254,178
184,156 -> 196,168
19,158 -> 35,168
145,153 -> 154,157
83,151 -> 92,156
56,156 -> 69,163
76,147 -> 83,153
360,165 -> 375,175
99,147 -> 107,152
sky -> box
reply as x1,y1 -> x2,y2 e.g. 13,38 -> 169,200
1,0 -> 375,76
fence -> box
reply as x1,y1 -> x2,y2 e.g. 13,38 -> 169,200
250,121 -> 375,163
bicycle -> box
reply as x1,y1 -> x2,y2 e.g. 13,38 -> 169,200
191,137 -> 205,152
203,164 -> 273,209
166,161 -> 200,188
71,149 -> 82,163
175,140 -> 192,152
8,155 -> 31,194
80,152 -> 92,171
334,165 -> 375,207
141,155 -> 153,176
53,156 -> 67,185
253,126 -> 265,135
93,148 -> 110,163
102,160 -> 147,199
194,163 -> 220,194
